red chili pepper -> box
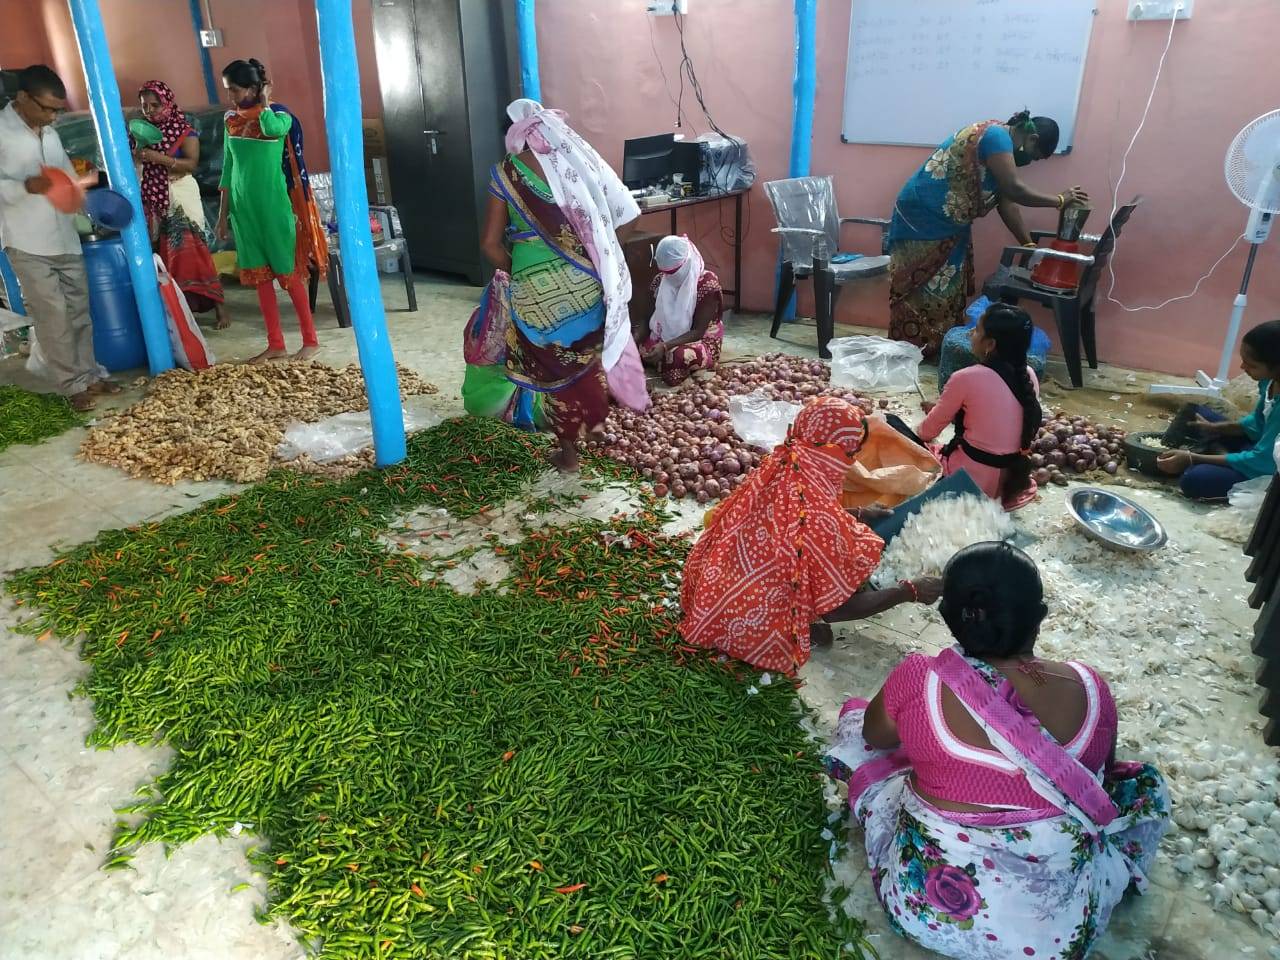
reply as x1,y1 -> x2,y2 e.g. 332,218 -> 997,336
554,883 -> 586,894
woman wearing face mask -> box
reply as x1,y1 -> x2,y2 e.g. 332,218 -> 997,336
888,110 -> 1088,359
637,234 -> 724,386
215,58 -> 328,362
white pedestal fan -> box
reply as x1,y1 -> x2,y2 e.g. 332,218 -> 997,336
1151,109 -> 1280,398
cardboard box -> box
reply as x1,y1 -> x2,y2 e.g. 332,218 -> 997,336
362,118 -> 391,205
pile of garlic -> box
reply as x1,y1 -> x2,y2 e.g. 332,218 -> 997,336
1024,514 -> 1278,939
874,493 -> 1015,585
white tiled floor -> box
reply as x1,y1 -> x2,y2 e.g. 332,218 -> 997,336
1,275 -> 1275,959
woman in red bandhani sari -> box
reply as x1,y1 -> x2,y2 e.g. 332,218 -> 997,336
679,397 -> 941,674
887,110 -> 1086,359
134,80 -> 228,329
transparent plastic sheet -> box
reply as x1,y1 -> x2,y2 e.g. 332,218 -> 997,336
276,401 -> 442,464
1202,475 -> 1272,545
697,134 -> 756,194
728,389 -> 801,451
762,176 -> 837,269
829,335 -> 923,394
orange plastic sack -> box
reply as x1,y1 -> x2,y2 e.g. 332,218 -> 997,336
841,415 -> 940,509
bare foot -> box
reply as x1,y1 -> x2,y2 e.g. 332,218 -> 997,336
70,391 -> 96,412
294,345 -> 319,360
549,447 -> 580,474
247,348 -> 289,364
214,308 -> 231,330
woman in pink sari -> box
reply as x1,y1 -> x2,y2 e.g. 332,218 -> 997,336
825,543 -> 1169,960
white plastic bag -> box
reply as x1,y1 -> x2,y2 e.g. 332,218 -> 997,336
26,328 -> 109,382
154,254 -> 215,370
276,402 -> 442,464
1202,475 -> 1271,545
1228,475 -> 1270,514
829,335 -> 923,394
728,389 -> 801,451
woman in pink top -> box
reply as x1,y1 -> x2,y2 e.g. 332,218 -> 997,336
824,543 -> 1169,960
917,303 -> 1042,510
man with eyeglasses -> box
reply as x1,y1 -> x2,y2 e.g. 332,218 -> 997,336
1,64 -> 113,411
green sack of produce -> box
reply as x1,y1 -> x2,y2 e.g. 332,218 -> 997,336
462,363 -> 544,431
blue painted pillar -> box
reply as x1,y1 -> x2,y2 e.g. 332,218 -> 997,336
516,0 -> 541,101
315,0 -> 406,467
789,0 -> 817,177
67,0 -> 175,375
777,0 -> 818,323
187,0 -> 219,105
0,250 -> 25,315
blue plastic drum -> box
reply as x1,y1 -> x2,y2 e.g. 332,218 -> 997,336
83,236 -> 147,372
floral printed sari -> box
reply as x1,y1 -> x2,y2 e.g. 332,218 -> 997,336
888,121 -> 1004,359
825,648 -> 1170,960
488,156 -> 610,447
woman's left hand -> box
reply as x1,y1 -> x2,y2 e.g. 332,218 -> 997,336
1156,449 -> 1193,475
261,81 -> 273,106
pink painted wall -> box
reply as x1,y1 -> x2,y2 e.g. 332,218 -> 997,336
2,0 -> 386,172
538,0 -> 1280,376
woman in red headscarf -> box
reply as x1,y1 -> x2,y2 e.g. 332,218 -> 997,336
134,80 -> 228,330
679,397 -> 942,673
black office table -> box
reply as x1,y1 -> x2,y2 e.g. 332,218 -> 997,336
638,188 -> 749,311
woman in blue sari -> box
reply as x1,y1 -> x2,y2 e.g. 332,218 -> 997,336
480,100 -> 641,472
888,111 -> 1087,359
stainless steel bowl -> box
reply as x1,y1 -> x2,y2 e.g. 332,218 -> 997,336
1067,487 -> 1167,553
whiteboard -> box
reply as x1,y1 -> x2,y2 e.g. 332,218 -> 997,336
842,0 -> 1096,150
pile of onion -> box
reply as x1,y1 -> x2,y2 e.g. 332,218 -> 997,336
1030,411 -> 1127,487
587,353 -> 873,502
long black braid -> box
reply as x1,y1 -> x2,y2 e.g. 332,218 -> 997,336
980,303 -> 1040,500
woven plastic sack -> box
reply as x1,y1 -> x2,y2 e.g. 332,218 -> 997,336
829,336 -> 923,394
841,415 -> 941,509
463,271 -> 511,366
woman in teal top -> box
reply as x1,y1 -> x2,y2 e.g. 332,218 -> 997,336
1159,320 -> 1280,499
888,111 -> 1088,358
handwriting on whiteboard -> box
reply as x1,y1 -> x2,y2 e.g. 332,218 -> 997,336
848,14 -> 1082,83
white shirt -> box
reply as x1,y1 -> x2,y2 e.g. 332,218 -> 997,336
0,103 -> 83,258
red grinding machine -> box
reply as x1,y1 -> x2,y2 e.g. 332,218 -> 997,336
1030,203 -> 1092,293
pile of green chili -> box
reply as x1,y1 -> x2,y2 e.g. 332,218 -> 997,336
7,417 -> 866,959
0,384 -> 83,453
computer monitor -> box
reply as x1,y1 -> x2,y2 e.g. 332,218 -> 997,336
671,140 -> 702,195
623,134 -> 675,189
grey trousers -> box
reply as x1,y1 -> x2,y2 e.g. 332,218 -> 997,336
4,247 -> 96,395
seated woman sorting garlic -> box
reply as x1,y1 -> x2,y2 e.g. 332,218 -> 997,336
824,542 -> 1170,960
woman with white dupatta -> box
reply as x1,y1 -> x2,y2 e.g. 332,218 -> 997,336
480,99 -> 646,473
824,542 -> 1170,960
636,235 -> 725,386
